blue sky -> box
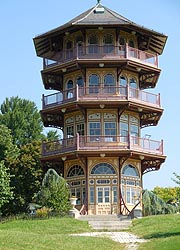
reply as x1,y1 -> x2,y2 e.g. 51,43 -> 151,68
0,0 -> 179,190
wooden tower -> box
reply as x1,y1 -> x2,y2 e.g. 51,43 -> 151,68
33,1 -> 167,216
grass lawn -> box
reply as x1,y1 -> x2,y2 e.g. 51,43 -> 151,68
0,214 -> 180,250
0,217 -> 124,250
130,213 -> 180,250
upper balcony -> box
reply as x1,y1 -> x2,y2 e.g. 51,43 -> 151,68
42,85 -> 161,110
43,45 -> 159,70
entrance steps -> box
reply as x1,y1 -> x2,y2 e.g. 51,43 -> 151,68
78,214 -> 131,230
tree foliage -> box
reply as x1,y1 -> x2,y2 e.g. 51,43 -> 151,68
46,130 -> 61,141
2,141 -> 44,215
153,186 -> 179,203
0,161 -> 13,213
0,124 -> 19,162
0,96 -> 44,146
36,169 -> 70,216
143,189 -> 177,216
172,172 -> 180,186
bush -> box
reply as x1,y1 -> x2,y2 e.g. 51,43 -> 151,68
35,169 -> 71,216
36,207 -> 51,218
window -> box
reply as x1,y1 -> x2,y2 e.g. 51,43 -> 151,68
119,36 -> 126,57
66,40 -> 73,59
77,123 -> 85,136
88,112 -> 117,141
121,164 -> 141,205
76,76 -> 84,87
89,74 -> 100,94
66,125 -> 74,138
67,165 -> 84,177
88,34 -> 99,54
66,80 -> 74,98
76,36 -> 84,56
104,74 -> 115,94
112,186 -> 118,203
103,34 -> 114,53
91,163 -> 116,175
129,40 -> 135,48
120,114 -> 139,143
129,78 -> 138,98
104,122 -> 116,141
90,187 -> 94,204
122,165 -> 139,177
128,40 -> 136,58
67,165 -> 85,205
89,122 -> 101,141
119,75 -> 127,96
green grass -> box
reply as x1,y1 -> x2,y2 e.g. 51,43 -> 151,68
0,217 -> 124,250
130,213 -> 180,250
0,214 -> 180,250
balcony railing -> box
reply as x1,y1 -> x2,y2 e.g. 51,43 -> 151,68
42,135 -> 164,157
43,44 -> 158,69
42,85 -> 161,109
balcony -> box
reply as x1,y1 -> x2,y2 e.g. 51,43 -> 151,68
42,135 -> 164,158
43,45 -> 158,69
42,85 -> 161,110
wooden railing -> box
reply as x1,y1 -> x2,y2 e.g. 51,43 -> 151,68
42,85 -> 161,109
43,44 -> 158,69
42,135 -> 164,157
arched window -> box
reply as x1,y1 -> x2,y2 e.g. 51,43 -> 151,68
129,40 -> 135,48
67,165 -> 84,177
121,164 -> 141,205
76,36 -> 84,56
119,37 -> 126,57
66,40 -> 73,59
103,34 -> 114,53
119,75 -> 127,95
119,37 -> 125,46
66,79 -> 74,98
76,76 -> 84,87
104,74 -> 115,94
88,34 -> 99,53
67,165 -> 85,206
129,78 -> 138,98
89,74 -> 100,94
122,164 -> 139,177
91,163 -> 116,175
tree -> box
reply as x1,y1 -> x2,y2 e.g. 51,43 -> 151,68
0,96 -> 44,146
142,189 -> 176,216
0,124 -> 19,162
36,169 -> 70,216
46,130 -> 61,141
2,141 -> 44,215
0,161 -> 13,213
172,172 -> 180,185
153,186 -> 178,203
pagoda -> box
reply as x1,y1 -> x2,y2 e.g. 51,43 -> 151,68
33,1 -> 167,216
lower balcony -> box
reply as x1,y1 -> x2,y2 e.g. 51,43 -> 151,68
42,135 -> 164,158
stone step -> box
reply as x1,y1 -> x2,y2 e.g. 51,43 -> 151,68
77,214 -> 131,230
89,220 -> 131,230
78,214 -> 130,221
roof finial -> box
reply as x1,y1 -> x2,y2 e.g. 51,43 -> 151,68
97,0 -> 101,4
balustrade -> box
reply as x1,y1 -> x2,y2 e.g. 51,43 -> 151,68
43,45 -> 158,69
42,85 -> 160,109
42,135 -> 163,157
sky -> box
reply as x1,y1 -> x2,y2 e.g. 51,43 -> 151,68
0,0 -> 179,190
